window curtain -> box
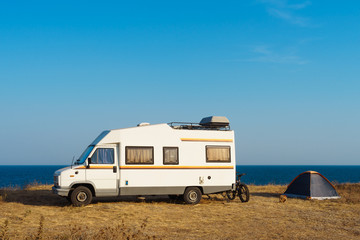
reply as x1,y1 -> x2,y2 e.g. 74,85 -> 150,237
92,148 -> 114,164
126,147 -> 153,164
164,148 -> 178,164
207,147 -> 230,162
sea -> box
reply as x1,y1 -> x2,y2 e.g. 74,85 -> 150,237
0,165 -> 359,189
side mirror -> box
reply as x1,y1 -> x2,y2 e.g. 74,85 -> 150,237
87,158 -> 92,165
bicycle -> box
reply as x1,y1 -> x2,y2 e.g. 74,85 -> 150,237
226,173 -> 250,202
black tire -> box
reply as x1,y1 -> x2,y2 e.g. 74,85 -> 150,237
71,186 -> 93,207
238,184 -> 250,202
226,190 -> 236,200
183,187 -> 202,204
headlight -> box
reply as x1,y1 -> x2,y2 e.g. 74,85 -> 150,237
54,175 -> 59,187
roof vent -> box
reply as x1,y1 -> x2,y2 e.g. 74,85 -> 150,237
137,122 -> 150,127
199,116 -> 229,128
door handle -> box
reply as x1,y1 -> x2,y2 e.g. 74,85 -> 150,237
113,166 -> 117,173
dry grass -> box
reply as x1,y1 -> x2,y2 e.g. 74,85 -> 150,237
0,184 -> 359,239
334,183 -> 360,204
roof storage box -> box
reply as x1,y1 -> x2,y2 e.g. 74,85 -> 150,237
199,116 -> 230,128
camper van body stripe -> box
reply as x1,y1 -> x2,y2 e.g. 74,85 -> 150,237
180,138 -> 233,142
75,166 -> 113,169
120,166 -> 234,170
75,166 -> 233,170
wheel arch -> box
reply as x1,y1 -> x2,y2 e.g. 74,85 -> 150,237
70,183 -> 96,197
184,186 -> 204,194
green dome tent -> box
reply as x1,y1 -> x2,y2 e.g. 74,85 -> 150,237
284,171 -> 340,200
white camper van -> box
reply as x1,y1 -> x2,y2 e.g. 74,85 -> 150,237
53,116 -> 236,206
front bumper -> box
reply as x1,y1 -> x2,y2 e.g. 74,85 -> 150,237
52,186 -> 70,197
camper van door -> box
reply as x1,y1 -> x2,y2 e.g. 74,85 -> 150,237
86,144 -> 118,196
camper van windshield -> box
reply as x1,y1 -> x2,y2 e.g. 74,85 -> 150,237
76,146 -> 94,164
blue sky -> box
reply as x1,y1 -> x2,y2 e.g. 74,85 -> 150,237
0,0 -> 359,165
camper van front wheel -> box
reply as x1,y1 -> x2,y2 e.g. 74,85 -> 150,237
183,187 -> 202,204
70,186 -> 93,207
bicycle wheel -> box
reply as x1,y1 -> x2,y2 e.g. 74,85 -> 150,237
238,184 -> 250,202
226,190 -> 236,200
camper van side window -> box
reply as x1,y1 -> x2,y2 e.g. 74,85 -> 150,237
90,148 -> 114,164
163,147 -> 179,165
126,147 -> 154,164
206,146 -> 231,163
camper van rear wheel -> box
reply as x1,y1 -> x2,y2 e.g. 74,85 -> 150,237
238,184 -> 250,202
183,187 -> 202,204
71,186 -> 93,207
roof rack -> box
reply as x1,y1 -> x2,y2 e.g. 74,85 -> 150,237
168,116 -> 230,131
